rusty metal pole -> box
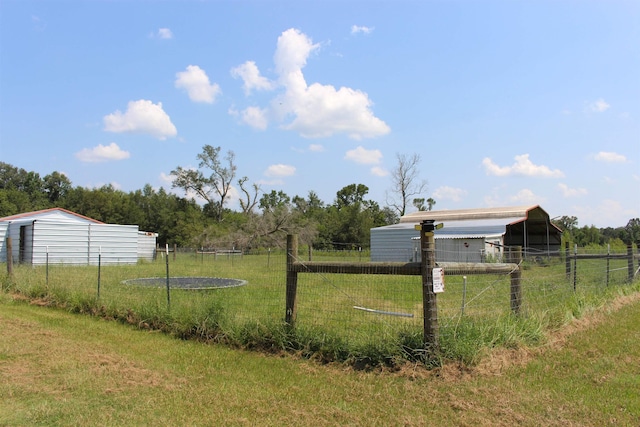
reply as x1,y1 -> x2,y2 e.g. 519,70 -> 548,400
421,220 -> 438,352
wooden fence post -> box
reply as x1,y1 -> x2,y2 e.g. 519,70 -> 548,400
6,237 -> 13,277
565,241 -> 571,280
420,221 -> 438,351
509,246 -> 522,315
627,244 -> 634,283
285,234 -> 299,326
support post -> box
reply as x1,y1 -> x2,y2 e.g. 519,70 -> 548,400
421,220 -> 438,351
509,246 -> 522,315
606,244 -> 610,287
627,244 -> 634,283
285,234 -> 299,326
573,244 -> 578,291
6,237 -> 13,277
565,241 -> 570,280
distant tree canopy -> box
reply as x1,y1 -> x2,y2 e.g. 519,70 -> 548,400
1,159 -> 636,251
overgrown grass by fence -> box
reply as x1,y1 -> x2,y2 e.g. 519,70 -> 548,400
1,240 -> 638,368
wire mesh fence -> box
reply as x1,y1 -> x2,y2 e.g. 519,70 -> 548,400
2,239 -> 638,362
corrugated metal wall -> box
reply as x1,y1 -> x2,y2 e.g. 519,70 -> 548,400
26,221 -> 139,265
370,226 -> 418,262
0,222 -> 8,262
137,232 -> 157,261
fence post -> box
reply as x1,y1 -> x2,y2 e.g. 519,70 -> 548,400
6,237 -> 13,277
573,244 -> 578,291
509,246 -> 522,315
285,234 -> 299,326
627,244 -> 634,283
420,220 -> 438,351
606,244 -> 610,287
565,241 -> 570,280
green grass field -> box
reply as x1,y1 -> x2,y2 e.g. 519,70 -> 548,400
1,290 -> 639,426
1,250 -> 638,367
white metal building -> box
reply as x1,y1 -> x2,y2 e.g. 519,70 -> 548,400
370,205 -> 562,262
0,208 -> 157,265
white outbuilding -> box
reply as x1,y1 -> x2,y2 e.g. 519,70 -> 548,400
0,208 -> 157,265
370,205 -> 562,263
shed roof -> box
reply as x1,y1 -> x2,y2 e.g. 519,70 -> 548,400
0,208 -> 103,224
399,205 -> 546,224
373,220 -> 510,239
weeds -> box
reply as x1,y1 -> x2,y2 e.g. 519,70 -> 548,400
1,252 -> 637,369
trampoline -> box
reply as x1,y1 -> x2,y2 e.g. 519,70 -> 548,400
122,277 -> 246,290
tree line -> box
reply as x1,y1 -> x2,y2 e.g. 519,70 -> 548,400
2,149 -> 637,251
0,157 -> 403,250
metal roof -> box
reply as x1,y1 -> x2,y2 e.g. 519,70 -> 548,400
0,208 -> 103,224
373,220 -> 509,239
399,205 -> 542,224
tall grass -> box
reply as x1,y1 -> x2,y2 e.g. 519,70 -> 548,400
1,249 -> 637,368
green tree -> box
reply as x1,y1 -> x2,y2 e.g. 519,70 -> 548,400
43,171 -> 72,203
171,145 -> 236,222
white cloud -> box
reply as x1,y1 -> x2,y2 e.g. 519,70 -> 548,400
175,65 -> 221,103
371,166 -> 388,177
231,61 -> 275,95
482,154 -> 564,178
594,151 -> 627,163
344,146 -> 383,164
351,25 -> 374,34
104,100 -> 177,139
573,199 -> 636,228
240,106 -> 268,130
159,172 -> 173,185
433,186 -> 468,202
232,28 -> 390,139
558,183 -> 588,198
308,144 -> 324,152
75,143 -> 130,163
265,164 -> 296,177
510,189 -> 542,205
586,98 -> 610,113
157,28 -> 173,39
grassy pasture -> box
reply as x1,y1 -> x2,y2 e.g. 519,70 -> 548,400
1,250 -> 637,367
1,290 -> 639,426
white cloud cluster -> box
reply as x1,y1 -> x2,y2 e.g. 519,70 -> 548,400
433,186 -> 468,202
175,65 -> 221,104
482,154 -> 564,178
344,146 -> 386,176
594,151 -> 627,163
351,25 -> 374,34
103,100 -> 177,140
586,98 -> 610,113
558,183 -> 588,198
231,28 -> 390,140
510,189 -> 542,204
265,164 -> 296,177
75,143 -> 130,163
157,28 -> 173,39
231,61 -> 275,95
344,146 -> 382,164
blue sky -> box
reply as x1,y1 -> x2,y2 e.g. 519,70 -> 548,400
1,0 -> 638,228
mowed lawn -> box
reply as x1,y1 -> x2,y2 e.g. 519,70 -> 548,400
1,292 -> 639,426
